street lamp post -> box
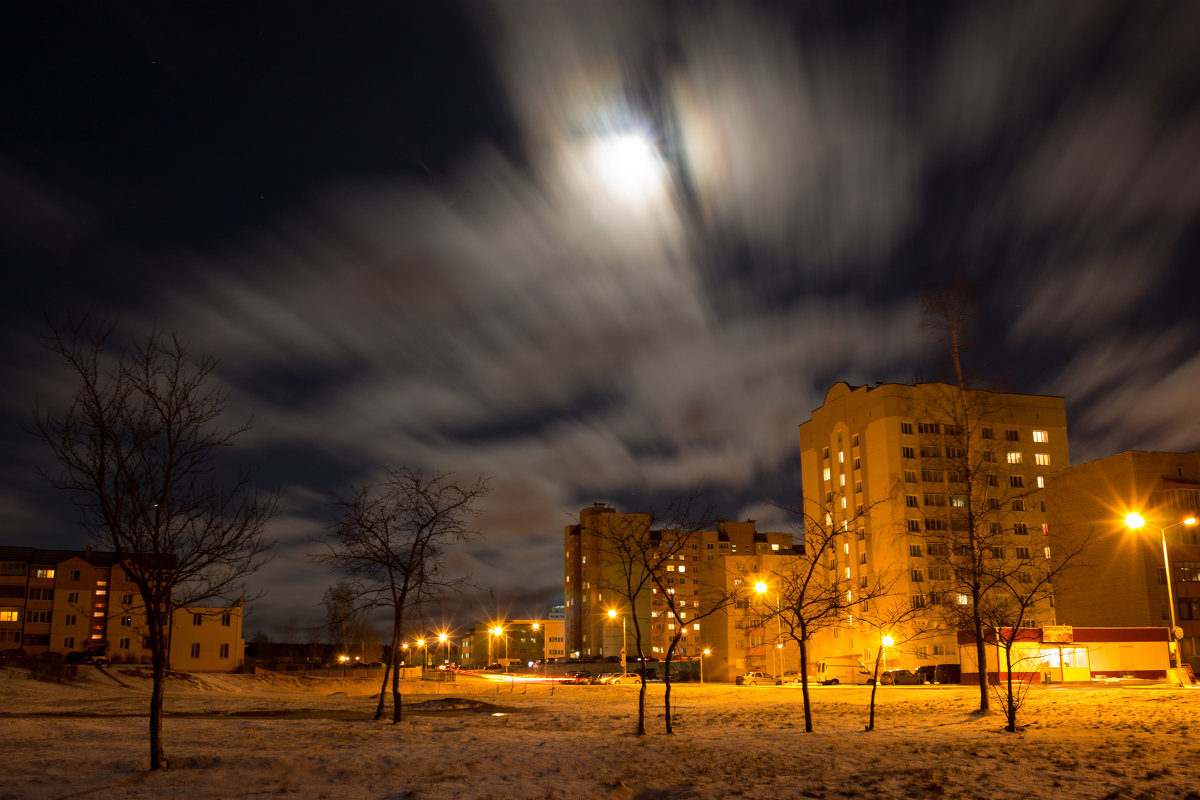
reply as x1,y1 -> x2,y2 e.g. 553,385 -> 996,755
438,632 -> 448,668
755,581 -> 782,679
701,648 -> 710,685
416,638 -> 426,669
607,608 -> 627,674
1125,513 -> 1197,672
490,626 -> 507,673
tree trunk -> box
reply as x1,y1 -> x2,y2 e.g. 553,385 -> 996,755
867,646 -> 884,731
799,635 -> 814,733
1004,645 -> 1017,732
390,609 -> 404,724
148,610 -> 168,770
972,603 -> 990,713
374,660 -> 391,720
663,636 -> 681,735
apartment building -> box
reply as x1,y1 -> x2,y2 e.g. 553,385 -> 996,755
460,616 -> 565,669
797,381 -> 1070,672
1045,450 -> 1200,675
0,546 -> 244,671
563,503 -> 797,662
697,553 -> 806,682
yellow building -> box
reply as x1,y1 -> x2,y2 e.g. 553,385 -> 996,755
798,382 -> 1070,673
0,546 -> 244,671
697,553 -> 806,682
563,503 -> 796,663
1045,450 -> 1200,675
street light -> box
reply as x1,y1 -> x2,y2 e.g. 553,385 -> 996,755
1125,512 -> 1197,671
701,648 -> 710,685
755,581 -> 782,679
607,608 -> 627,674
490,626 -> 508,674
416,638 -> 426,669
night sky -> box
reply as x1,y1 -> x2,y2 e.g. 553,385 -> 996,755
3,1 -> 1199,639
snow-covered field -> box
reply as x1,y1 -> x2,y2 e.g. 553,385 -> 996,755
2,666 -> 1197,800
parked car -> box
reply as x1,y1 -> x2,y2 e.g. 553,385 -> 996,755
880,668 -> 925,685
916,664 -> 962,684
609,673 -> 642,685
589,672 -> 616,684
65,652 -> 108,666
0,648 -> 28,665
561,671 -> 592,684
736,671 -> 776,685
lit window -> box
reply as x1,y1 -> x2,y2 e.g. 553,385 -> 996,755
0,611 -> 18,622
1032,430 -> 1048,443
843,543 -> 850,555
823,467 -> 831,481
33,568 -> 55,579
678,566 -> 686,573
1035,453 -> 1050,466
693,623 -> 700,631
1007,452 -> 1023,464
1037,476 -> 1045,488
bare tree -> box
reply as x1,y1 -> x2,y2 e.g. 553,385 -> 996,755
918,287 -> 1065,714
771,495 -> 893,733
860,593 -> 937,731
34,320 -> 276,770
319,468 -> 488,723
979,528 -> 1089,732
636,498 -> 740,735
322,579 -> 375,660
590,509 -> 656,735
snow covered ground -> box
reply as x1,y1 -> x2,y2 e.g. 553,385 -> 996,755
1,665 -> 1198,800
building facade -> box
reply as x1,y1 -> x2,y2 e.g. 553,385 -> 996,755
460,617 -> 565,669
1045,450 -> 1200,675
797,382 -> 1070,673
0,546 -> 244,671
563,503 -> 797,663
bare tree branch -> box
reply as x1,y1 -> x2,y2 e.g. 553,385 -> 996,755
33,318 -> 277,770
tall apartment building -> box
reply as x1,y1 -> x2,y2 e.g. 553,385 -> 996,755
797,382 -> 1070,671
0,546 -> 244,671
1045,450 -> 1200,674
564,503 -> 797,661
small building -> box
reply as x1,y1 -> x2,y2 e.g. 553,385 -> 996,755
958,626 -> 1172,684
